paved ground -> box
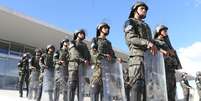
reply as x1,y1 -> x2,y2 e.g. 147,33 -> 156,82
0,90 -> 91,101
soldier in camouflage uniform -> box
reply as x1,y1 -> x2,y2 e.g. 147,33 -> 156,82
28,48 -> 42,100
18,53 -> 31,97
123,1 -> 157,101
196,71 -> 201,101
73,29 -> 91,100
53,39 -> 69,101
154,25 -> 182,101
66,41 -> 80,101
90,22 -> 118,101
180,72 -> 192,101
36,49 -> 44,101
39,44 -> 55,101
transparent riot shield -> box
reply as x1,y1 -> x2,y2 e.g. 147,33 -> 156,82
79,64 -> 92,101
144,51 -> 168,101
41,68 -> 54,101
28,69 -> 40,99
101,59 -> 127,101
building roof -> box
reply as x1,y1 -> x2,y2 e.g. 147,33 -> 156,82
0,6 -> 128,59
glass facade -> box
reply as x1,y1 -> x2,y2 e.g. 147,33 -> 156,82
0,39 -> 35,89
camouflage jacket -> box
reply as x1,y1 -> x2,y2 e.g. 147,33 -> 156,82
74,40 -> 91,61
91,37 -> 116,60
124,18 -> 152,57
29,55 -> 41,71
54,49 -> 69,69
18,58 -> 29,72
39,53 -> 54,73
68,45 -> 80,71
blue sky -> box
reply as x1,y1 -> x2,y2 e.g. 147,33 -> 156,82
1,0 -> 201,98
1,0 -> 201,52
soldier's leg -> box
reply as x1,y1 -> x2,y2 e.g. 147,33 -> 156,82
90,79 -> 101,101
166,72 -> 176,101
19,73 -> 25,97
62,77 -> 68,101
125,86 -> 130,101
25,72 -> 29,97
129,64 -> 145,101
53,79 -> 60,101
36,83 -> 43,101
67,81 -> 78,101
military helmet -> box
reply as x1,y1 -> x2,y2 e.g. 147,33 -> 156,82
22,52 -> 31,59
60,38 -> 69,48
129,1 -> 148,18
46,44 -> 55,52
154,25 -> 168,38
35,48 -> 42,53
131,1 -> 148,11
96,22 -> 110,37
181,72 -> 188,78
196,71 -> 201,76
73,29 -> 86,40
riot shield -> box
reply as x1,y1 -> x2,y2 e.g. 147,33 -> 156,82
79,63 -> 92,101
101,59 -> 127,101
144,51 -> 168,101
41,68 -> 54,101
28,69 -> 40,99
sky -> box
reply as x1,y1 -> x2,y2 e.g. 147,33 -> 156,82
0,0 -> 201,76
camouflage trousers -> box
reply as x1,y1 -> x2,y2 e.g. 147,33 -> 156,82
166,71 -> 176,101
128,63 -> 145,101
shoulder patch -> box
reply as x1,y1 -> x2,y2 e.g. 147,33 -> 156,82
124,25 -> 133,33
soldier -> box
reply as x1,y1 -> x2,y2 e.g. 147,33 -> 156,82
73,29 -> 91,100
180,72 -> 192,101
90,22 -> 119,101
18,52 -> 31,97
53,39 -> 69,101
154,25 -> 182,101
196,71 -> 201,101
28,48 -> 42,100
123,1 -> 157,101
39,44 -> 55,101
66,41 -> 80,101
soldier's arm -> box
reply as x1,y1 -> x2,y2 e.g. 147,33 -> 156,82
84,43 -> 91,62
124,19 -> 149,49
71,48 -> 80,63
53,50 -> 60,64
39,54 -> 46,72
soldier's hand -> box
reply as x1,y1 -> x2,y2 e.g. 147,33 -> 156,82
147,42 -> 157,55
117,58 -> 123,63
168,49 -> 175,56
105,54 -> 112,61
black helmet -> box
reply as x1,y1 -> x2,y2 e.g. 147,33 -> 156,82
73,29 -> 86,40
35,48 -> 42,53
129,1 -> 148,18
181,72 -> 187,78
60,38 -> 69,48
34,48 -> 42,56
46,44 -> 55,52
22,52 -> 31,59
96,22 -> 110,37
154,25 -> 168,38
196,71 -> 201,76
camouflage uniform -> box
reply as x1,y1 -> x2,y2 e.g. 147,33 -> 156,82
196,72 -> 201,101
53,39 -> 69,101
28,49 -> 42,100
180,73 -> 192,101
39,45 -> 55,101
124,2 -> 152,101
90,22 -> 116,101
18,53 -> 30,97
67,41 -> 80,101
154,25 -> 181,101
